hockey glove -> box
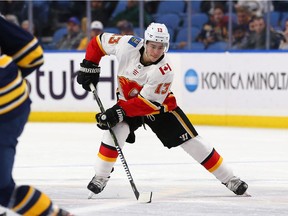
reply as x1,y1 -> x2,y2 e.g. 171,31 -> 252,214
77,59 -> 100,91
96,105 -> 126,130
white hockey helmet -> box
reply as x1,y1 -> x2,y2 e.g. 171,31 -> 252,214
144,22 -> 170,52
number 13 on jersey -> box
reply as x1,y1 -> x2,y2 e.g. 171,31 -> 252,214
155,83 -> 171,94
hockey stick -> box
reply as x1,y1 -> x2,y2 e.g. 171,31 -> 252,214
89,83 -> 152,203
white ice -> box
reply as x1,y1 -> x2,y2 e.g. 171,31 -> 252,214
1,123 -> 288,216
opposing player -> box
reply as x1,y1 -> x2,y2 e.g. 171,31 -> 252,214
0,16 -> 72,215
77,22 -> 248,197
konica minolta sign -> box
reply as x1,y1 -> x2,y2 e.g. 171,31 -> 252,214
185,69 -> 288,92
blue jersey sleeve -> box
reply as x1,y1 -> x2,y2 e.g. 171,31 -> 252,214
0,16 -> 44,77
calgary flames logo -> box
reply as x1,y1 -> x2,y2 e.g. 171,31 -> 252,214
118,76 -> 143,100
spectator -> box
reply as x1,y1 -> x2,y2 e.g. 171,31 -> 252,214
241,16 -> 281,49
231,24 -> 248,49
21,20 -> 30,31
78,20 -> 104,50
279,20 -> 288,50
21,20 -> 35,35
109,0 -> 153,28
5,14 -> 19,26
56,16 -> 84,50
196,5 -> 228,49
80,17 -> 88,35
91,0 -> 119,27
234,5 -> 252,30
235,0 -> 274,17
248,16 -> 256,33
117,20 -> 134,35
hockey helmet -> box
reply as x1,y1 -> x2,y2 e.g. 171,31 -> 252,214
144,22 -> 170,52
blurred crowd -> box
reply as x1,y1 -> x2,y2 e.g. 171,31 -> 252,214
1,0 -> 288,51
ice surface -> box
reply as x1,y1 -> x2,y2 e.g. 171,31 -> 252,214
1,123 -> 288,215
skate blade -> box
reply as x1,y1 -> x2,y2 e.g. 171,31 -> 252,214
88,191 -> 94,199
242,191 -> 252,197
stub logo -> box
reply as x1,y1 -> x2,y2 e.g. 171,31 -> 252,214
184,69 -> 198,92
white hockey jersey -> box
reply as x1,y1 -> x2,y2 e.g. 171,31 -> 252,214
85,33 -> 177,117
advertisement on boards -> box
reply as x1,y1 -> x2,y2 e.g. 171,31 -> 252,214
181,52 -> 288,116
26,52 -> 118,113
26,52 -> 288,126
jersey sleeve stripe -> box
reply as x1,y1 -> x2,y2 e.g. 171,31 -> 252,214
137,94 -> 159,110
96,35 -> 107,55
0,83 -> 29,115
12,38 -> 38,61
0,70 -> 21,94
0,55 -> 13,68
0,78 -> 26,105
16,45 -> 44,68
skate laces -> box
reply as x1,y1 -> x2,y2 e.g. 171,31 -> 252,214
225,176 -> 245,192
224,176 -> 248,195
91,176 -> 109,189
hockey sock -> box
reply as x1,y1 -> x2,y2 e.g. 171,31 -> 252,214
98,142 -> 118,163
181,136 -> 233,183
8,185 -> 60,216
95,142 -> 119,177
201,148 -> 233,183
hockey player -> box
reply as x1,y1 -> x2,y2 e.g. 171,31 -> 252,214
0,16 -> 72,216
77,22 -> 248,197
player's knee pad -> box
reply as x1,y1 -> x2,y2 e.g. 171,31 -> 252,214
8,185 -> 55,216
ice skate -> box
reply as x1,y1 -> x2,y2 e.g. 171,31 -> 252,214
87,175 -> 110,197
87,168 -> 114,198
56,208 -> 74,216
224,176 -> 248,195
52,206 -> 74,216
